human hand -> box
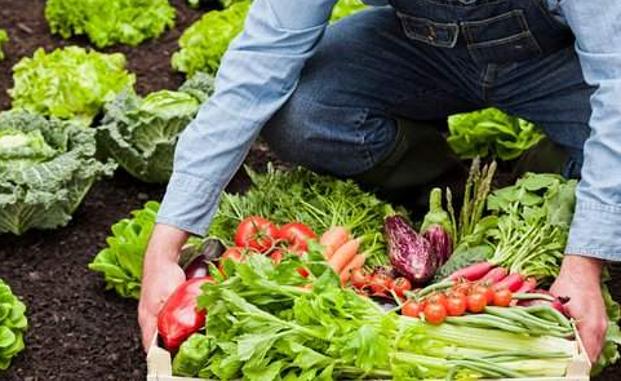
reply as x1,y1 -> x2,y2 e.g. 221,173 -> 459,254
550,255 -> 607,363
138,224 -> 189,352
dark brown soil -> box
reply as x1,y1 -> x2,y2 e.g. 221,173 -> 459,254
0,1 -> 619,381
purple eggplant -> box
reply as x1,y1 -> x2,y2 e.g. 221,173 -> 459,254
420,188 -> 454,264
423,226 -> 453,265
181,239 -> 224,279
384,215 -> 439,285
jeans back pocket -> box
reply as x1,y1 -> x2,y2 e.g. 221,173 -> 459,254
462,9 -> 542,64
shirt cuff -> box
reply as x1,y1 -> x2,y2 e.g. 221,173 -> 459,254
566,199 -> 621,261
156,171 -> 221,236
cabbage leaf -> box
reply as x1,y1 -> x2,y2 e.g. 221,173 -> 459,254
97,72 -> 215,183
45,0 -> 175,48
0,279 -> 27,371
0,111 -> 116,235
447,108 -> 545,161
9,46 -> 135,125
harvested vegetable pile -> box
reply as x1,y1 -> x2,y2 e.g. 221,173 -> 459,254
97,72 -> 215,183
45,0 -> 176,48
170,254 -> 580,379
9,46 -> 135,125
0,279 -> 27,371
0,110 -> 116,235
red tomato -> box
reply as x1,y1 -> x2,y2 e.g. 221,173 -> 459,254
402,300 -> 422,317
369,273 -> 393,295
220,247 -> 244,263
452,282 -> 473,296
427,293 -> 449,308
278,222 -> 316,251
392,277 -> 412,298
467,292 -> 488,313
269,250 -> 283,265
350,269 -> 368,289
473,285 -> 495,304
424,303 -> 447,325
493,289 -> 513,307
235,216 -> 278,253
446,295 -> 467,316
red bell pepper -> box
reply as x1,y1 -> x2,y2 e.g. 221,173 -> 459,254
157,276 -> 213,351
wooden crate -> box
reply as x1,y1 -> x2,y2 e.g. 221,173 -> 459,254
147,328 -> 591,381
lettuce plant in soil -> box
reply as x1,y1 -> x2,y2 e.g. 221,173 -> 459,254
0,279 -> 28,371
97,72 -> 215,184
9,46 -> 135,125
45,0 -> 175,48
89,201 -> 160,300
0,30 -> 8,61
172,0 -> 367,76
0,111 -> 116,235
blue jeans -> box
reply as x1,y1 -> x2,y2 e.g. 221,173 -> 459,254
262,0 -> 594,182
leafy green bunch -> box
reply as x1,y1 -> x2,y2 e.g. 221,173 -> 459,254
209,164 -> 398,267
447,108 -> 545,161
97,72 -> 215,183
9,46 -> 135,125
0,279 -> 28,371
172,1 -> 251,75
89,201 -> 159,299
0,30 -> 8,61
0,110 -> 116,235
45,0 -> 176,48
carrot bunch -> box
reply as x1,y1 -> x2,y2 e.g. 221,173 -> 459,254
320,227 -> 366,284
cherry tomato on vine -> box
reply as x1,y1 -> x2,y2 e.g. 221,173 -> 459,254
424,303 -> 447,325
473,285 -> 495,304
392,277 -> 412,298
446,295 -> 467,316
235,216 -> 278,252
369,272 -> 393,295
493,289 -> 513,307
402,300 -> 422,317
427,293 -> 448,308
467,292 -> 488,313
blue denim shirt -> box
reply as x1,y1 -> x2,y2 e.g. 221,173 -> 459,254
158,0 -> 621,261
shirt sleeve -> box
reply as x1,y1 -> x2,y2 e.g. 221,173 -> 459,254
560,0 -> 621,261
157,0 -> 338,235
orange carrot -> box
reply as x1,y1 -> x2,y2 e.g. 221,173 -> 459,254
339,254 -> 366,284
328,238 -> 360,273
320,227 -> 350,259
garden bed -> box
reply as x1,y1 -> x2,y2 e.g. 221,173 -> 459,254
0,1 -> 619,380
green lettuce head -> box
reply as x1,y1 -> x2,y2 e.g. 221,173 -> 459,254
0,279 -> 28,371
0,111 -> 116,235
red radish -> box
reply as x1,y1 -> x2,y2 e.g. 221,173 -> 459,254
492,273 -> 524,292
480,267 -> 508,284
514,277 -> 537,294
518,289 -> 569,316
449,262 -> 495,281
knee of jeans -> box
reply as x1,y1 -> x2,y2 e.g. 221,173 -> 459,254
262,97 -> 397,177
